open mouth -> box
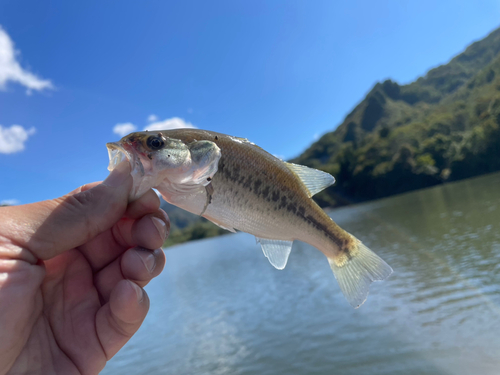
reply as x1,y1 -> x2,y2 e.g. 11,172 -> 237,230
106,142 -> 145,176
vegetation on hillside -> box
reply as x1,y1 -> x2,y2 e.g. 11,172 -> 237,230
293,27 -> 500,207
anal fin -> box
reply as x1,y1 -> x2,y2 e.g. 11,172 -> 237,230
256,237 -> 293,270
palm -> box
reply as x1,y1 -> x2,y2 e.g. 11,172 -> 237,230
23,251 -> 108,374
0,177 -> 167,375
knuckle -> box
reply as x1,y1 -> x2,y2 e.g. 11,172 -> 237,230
64,194 -> 98,238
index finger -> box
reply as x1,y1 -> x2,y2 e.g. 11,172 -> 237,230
70,183 -> 162,220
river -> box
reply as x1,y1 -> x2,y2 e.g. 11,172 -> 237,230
102,172 -> 500,375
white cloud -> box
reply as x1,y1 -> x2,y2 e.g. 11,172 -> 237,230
0,26 -> 53,93
112,117 -> 196,138
147,114 -> 158,122
1,199 -> 20,206
113,123 -> 137,137
0,125 -> 36,154
144,117 -> 195,132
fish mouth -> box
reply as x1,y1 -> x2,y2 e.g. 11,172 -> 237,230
106,142 -> 145,177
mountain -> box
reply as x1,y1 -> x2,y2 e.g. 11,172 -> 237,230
293,26 -> 500,207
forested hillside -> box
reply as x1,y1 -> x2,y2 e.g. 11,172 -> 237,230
294,27 -> 500,207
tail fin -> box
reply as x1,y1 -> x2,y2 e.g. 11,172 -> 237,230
328,240 -> 392,308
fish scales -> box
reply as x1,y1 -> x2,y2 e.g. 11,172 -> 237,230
107,129 -> 393,308
206,133 -> 350,253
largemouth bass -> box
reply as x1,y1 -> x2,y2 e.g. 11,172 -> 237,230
107,129 -> 392,308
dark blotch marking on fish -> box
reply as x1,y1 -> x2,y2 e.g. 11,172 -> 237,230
298,206 -> 305,216
207,177 -> 212,182
253,179 -> 262,194
243,175 -> 253,190
272,191 -> 280,202
232,165 -> 241,181
215,135 -> 219,140
287,202 -> 297,214
147,154 -> 153,160
304,214 -> 344,250
278,195 -> 288,209
261,186 -> 270,200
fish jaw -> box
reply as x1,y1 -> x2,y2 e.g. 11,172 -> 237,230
106,141 -> 157,200
107,142 -> 144,175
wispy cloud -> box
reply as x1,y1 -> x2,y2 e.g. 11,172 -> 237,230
1,199 -> 20,206
147,114 -> 158,122
0,125 -> 36,154
0,26 -> 53,94
144,117 -> 195,131
113,123 -> 137,137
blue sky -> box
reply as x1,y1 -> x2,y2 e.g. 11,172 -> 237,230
1,0 -> 499,204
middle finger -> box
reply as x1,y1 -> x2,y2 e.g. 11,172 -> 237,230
94,247 -> 165,302
78,210 -> 169,272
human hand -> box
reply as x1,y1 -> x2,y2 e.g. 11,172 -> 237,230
0,162 -> 169,375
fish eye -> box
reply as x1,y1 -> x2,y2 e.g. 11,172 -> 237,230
147,136 -> 164,150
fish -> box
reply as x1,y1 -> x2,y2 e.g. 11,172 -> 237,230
107,129 -> 392,308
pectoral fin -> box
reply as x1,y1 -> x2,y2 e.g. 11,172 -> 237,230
203,214 -> 236,233
256,237 -> 293,270
210,220 -> 236,233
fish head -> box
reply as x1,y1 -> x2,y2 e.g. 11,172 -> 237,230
106,131 -> 221,200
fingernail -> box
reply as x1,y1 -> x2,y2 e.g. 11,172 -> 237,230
103,161 -> 131,188
152,217 -> 167,240
136,248 -> 156,273
129,280 -> 144,303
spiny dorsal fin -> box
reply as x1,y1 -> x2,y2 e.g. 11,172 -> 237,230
256,237 -> 293,270
285,162 -> 335,198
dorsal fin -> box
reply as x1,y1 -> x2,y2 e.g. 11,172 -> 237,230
285,162 -> 335,198
256,237 -> 293,270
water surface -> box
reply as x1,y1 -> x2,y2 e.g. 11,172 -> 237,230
102,172 -> 500,375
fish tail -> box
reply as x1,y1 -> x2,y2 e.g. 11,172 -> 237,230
327,237 -> 392,308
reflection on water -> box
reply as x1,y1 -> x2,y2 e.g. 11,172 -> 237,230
102,173 -> 500,375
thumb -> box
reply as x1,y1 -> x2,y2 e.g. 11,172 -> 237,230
2,162 -> 132,261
